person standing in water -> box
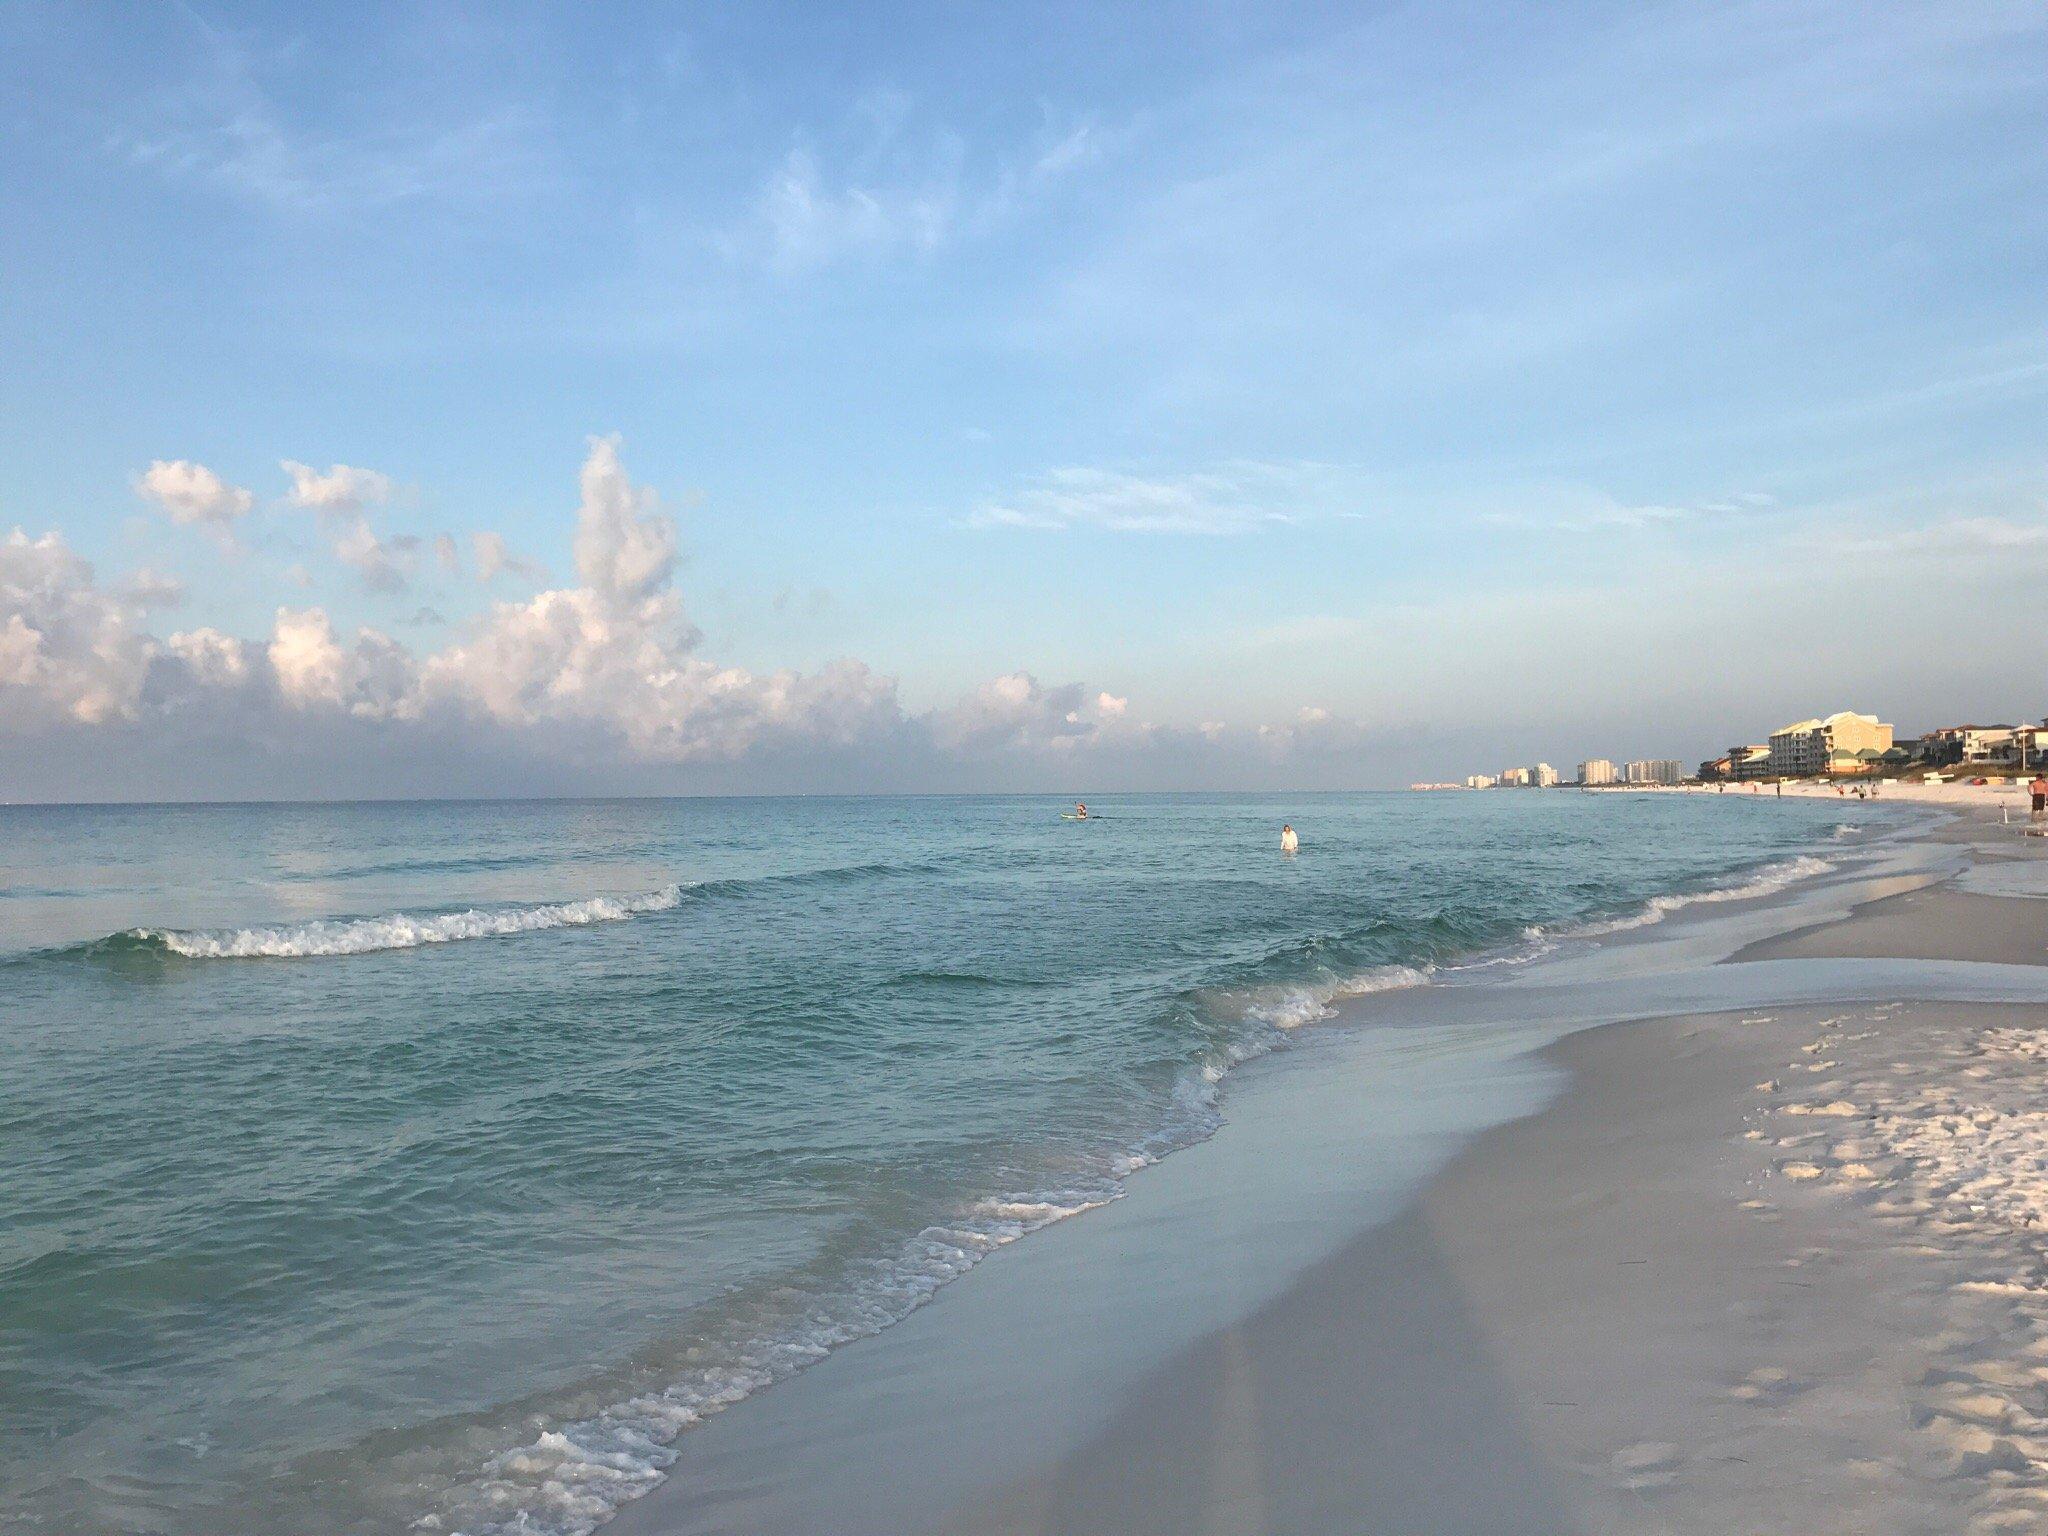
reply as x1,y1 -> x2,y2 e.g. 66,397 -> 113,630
1280,823 -> 1300,853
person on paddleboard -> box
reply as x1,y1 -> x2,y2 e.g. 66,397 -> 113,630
1075,802 -> 1088,820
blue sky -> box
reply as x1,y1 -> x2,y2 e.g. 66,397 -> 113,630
1,1 -> 2044,796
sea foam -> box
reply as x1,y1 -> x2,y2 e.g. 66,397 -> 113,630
1572,854 -> 1834,935
130,885 -> 686,959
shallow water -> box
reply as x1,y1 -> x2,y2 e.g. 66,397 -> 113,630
0,792 -> 1894,1534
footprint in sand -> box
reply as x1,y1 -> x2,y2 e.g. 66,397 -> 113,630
1728,1366 -> 1803,1403
1610,1441 -> 1682,1490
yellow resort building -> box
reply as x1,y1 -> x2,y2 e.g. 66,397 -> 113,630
1766,711 -> 1894,777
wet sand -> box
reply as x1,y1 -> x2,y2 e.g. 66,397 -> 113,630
612,818 -> 2048,1536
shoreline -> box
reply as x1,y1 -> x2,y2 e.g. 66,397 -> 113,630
606,807 -> 2048,1534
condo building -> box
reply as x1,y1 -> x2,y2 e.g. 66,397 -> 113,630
1727,744 -> 1772,780
1532,763 -> 1560,787
1577,759 -> 1617,786
1766,712 -> 1894,777
1624,759 -> 1685,785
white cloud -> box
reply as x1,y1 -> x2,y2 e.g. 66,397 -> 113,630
165,627 -> 252,688
1478,488 -> 1695,534
971,463 -> 1331,534
281,460 -> 393,512
740,96 -> 1105,274
758,145 -> 956,272
135,460 -> 254,541
471,530 -> 545,585
3,438 -> 1425,793
0,529 -> 157,724
931,671 -> 1144,754
569,435 -> 676,600
278,459 -> 417,590
121,569 -> 187,609
267,607 -> 417,716
121,25 -> 542,219
328,517 -> 419,593
412,438 -> 903,762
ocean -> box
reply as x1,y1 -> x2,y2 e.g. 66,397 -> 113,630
0,791 -> 1893,1535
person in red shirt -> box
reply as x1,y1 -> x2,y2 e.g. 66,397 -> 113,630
2031,773 -> 2047,817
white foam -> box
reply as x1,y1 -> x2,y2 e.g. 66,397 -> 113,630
1573,855 -> 1834,935
138,885 -> 686,959
438,1183 -> 1118,1536
418,851 -> 1832,1534
1238,964 -> 1435,1032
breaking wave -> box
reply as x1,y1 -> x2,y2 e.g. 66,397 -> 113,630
103,886 -> 687,960
1569,855 -> 1834,935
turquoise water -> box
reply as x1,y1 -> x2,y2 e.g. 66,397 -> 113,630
0,792 -> 1889,1534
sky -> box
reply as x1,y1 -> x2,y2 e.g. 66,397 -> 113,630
1,0 -> 2044,799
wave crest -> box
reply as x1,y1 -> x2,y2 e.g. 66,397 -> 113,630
1571,855 -> 1833,935
119,885 -> 686,960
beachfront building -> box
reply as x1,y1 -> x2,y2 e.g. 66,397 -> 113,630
1924,725 -> 2013,765
2023,722 -> 2048,768
1465,774 -> 1497,789
1499,766 -> 1532,786
1727,744 -> 1772,780
1624,759 -> 1685,785
1532,763 -> 1560,787
1767,712 -> 1893,777
1578,758 -> 1616,786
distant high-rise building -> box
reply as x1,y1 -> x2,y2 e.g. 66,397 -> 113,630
1499,766 -> 1532,786
1532,762 -> 1560,787
1465,774 -> 1497,789
1624,759 -> 1685,785
1577,758 -> 1616,786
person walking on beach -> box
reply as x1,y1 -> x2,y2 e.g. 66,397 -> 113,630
2031,773 -> 2047,819
1280,823 -> 1300,854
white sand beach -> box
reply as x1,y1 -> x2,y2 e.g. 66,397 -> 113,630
601,808 -> 2048,1536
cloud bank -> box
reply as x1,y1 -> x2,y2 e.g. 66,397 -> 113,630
6,438 -> 1389,799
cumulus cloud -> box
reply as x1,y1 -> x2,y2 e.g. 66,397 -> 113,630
164,627 -> 253,689
135,460 -> 255,542
0,529 -> 157,724
279,459 -> 418,590
330,518 -> 420,592
471,529 -> 546,585
931,671 -> 1145,754
4,437 -> 1409,796
121,569 -> 187,609
281,460 -> 394,512
413,436 -> 900,762
569,436 -> 675,600
3,439 -> 913,774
